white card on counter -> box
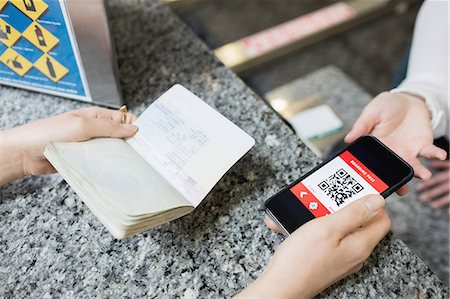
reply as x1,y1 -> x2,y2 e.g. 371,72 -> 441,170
288,104 -> 343,140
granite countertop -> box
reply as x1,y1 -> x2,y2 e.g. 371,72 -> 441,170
0,0 -> 448,298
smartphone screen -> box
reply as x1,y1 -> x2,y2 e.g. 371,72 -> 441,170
265,136 -> 413,235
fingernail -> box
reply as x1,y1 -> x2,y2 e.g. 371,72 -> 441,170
364,196 -> 384,211
123,124 -> 138,131
420,173 -> 432,181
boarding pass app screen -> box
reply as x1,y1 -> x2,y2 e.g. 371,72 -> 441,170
290,151 -> 389,217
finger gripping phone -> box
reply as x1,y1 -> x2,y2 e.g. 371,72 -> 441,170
265,135 -> 413,236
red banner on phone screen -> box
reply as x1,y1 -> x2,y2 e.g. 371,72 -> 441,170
290,182 -> 331,217
339,151 -> 388,193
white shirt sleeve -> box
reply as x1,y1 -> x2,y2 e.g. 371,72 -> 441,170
390,0 -> 449,138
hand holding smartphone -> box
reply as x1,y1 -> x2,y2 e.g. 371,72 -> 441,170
265,135 -> 413,235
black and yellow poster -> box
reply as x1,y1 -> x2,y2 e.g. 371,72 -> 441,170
0,0 -> 90,100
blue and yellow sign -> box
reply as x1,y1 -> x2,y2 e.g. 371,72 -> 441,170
0,0 -> 89,99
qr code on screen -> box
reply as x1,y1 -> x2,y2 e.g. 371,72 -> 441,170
318,168 -> 364,207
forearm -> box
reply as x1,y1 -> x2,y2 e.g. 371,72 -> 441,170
0,129 -> 26,186
234,270 -> 310,299
391,0 -> 449,138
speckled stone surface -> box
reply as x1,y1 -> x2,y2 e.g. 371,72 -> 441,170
0,0 -> 448,298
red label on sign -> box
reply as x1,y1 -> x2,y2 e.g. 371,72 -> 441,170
240,2 -> 355,57
290,182 -> 331,217
339,151 -> 388,193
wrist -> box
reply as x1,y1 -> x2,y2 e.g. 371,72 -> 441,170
236,269 -> 310,299
0,128 -> 27,186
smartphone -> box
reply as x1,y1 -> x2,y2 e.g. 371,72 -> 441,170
265,135 -> 413,236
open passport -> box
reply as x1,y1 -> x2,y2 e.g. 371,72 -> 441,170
44,85 -> 255,239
